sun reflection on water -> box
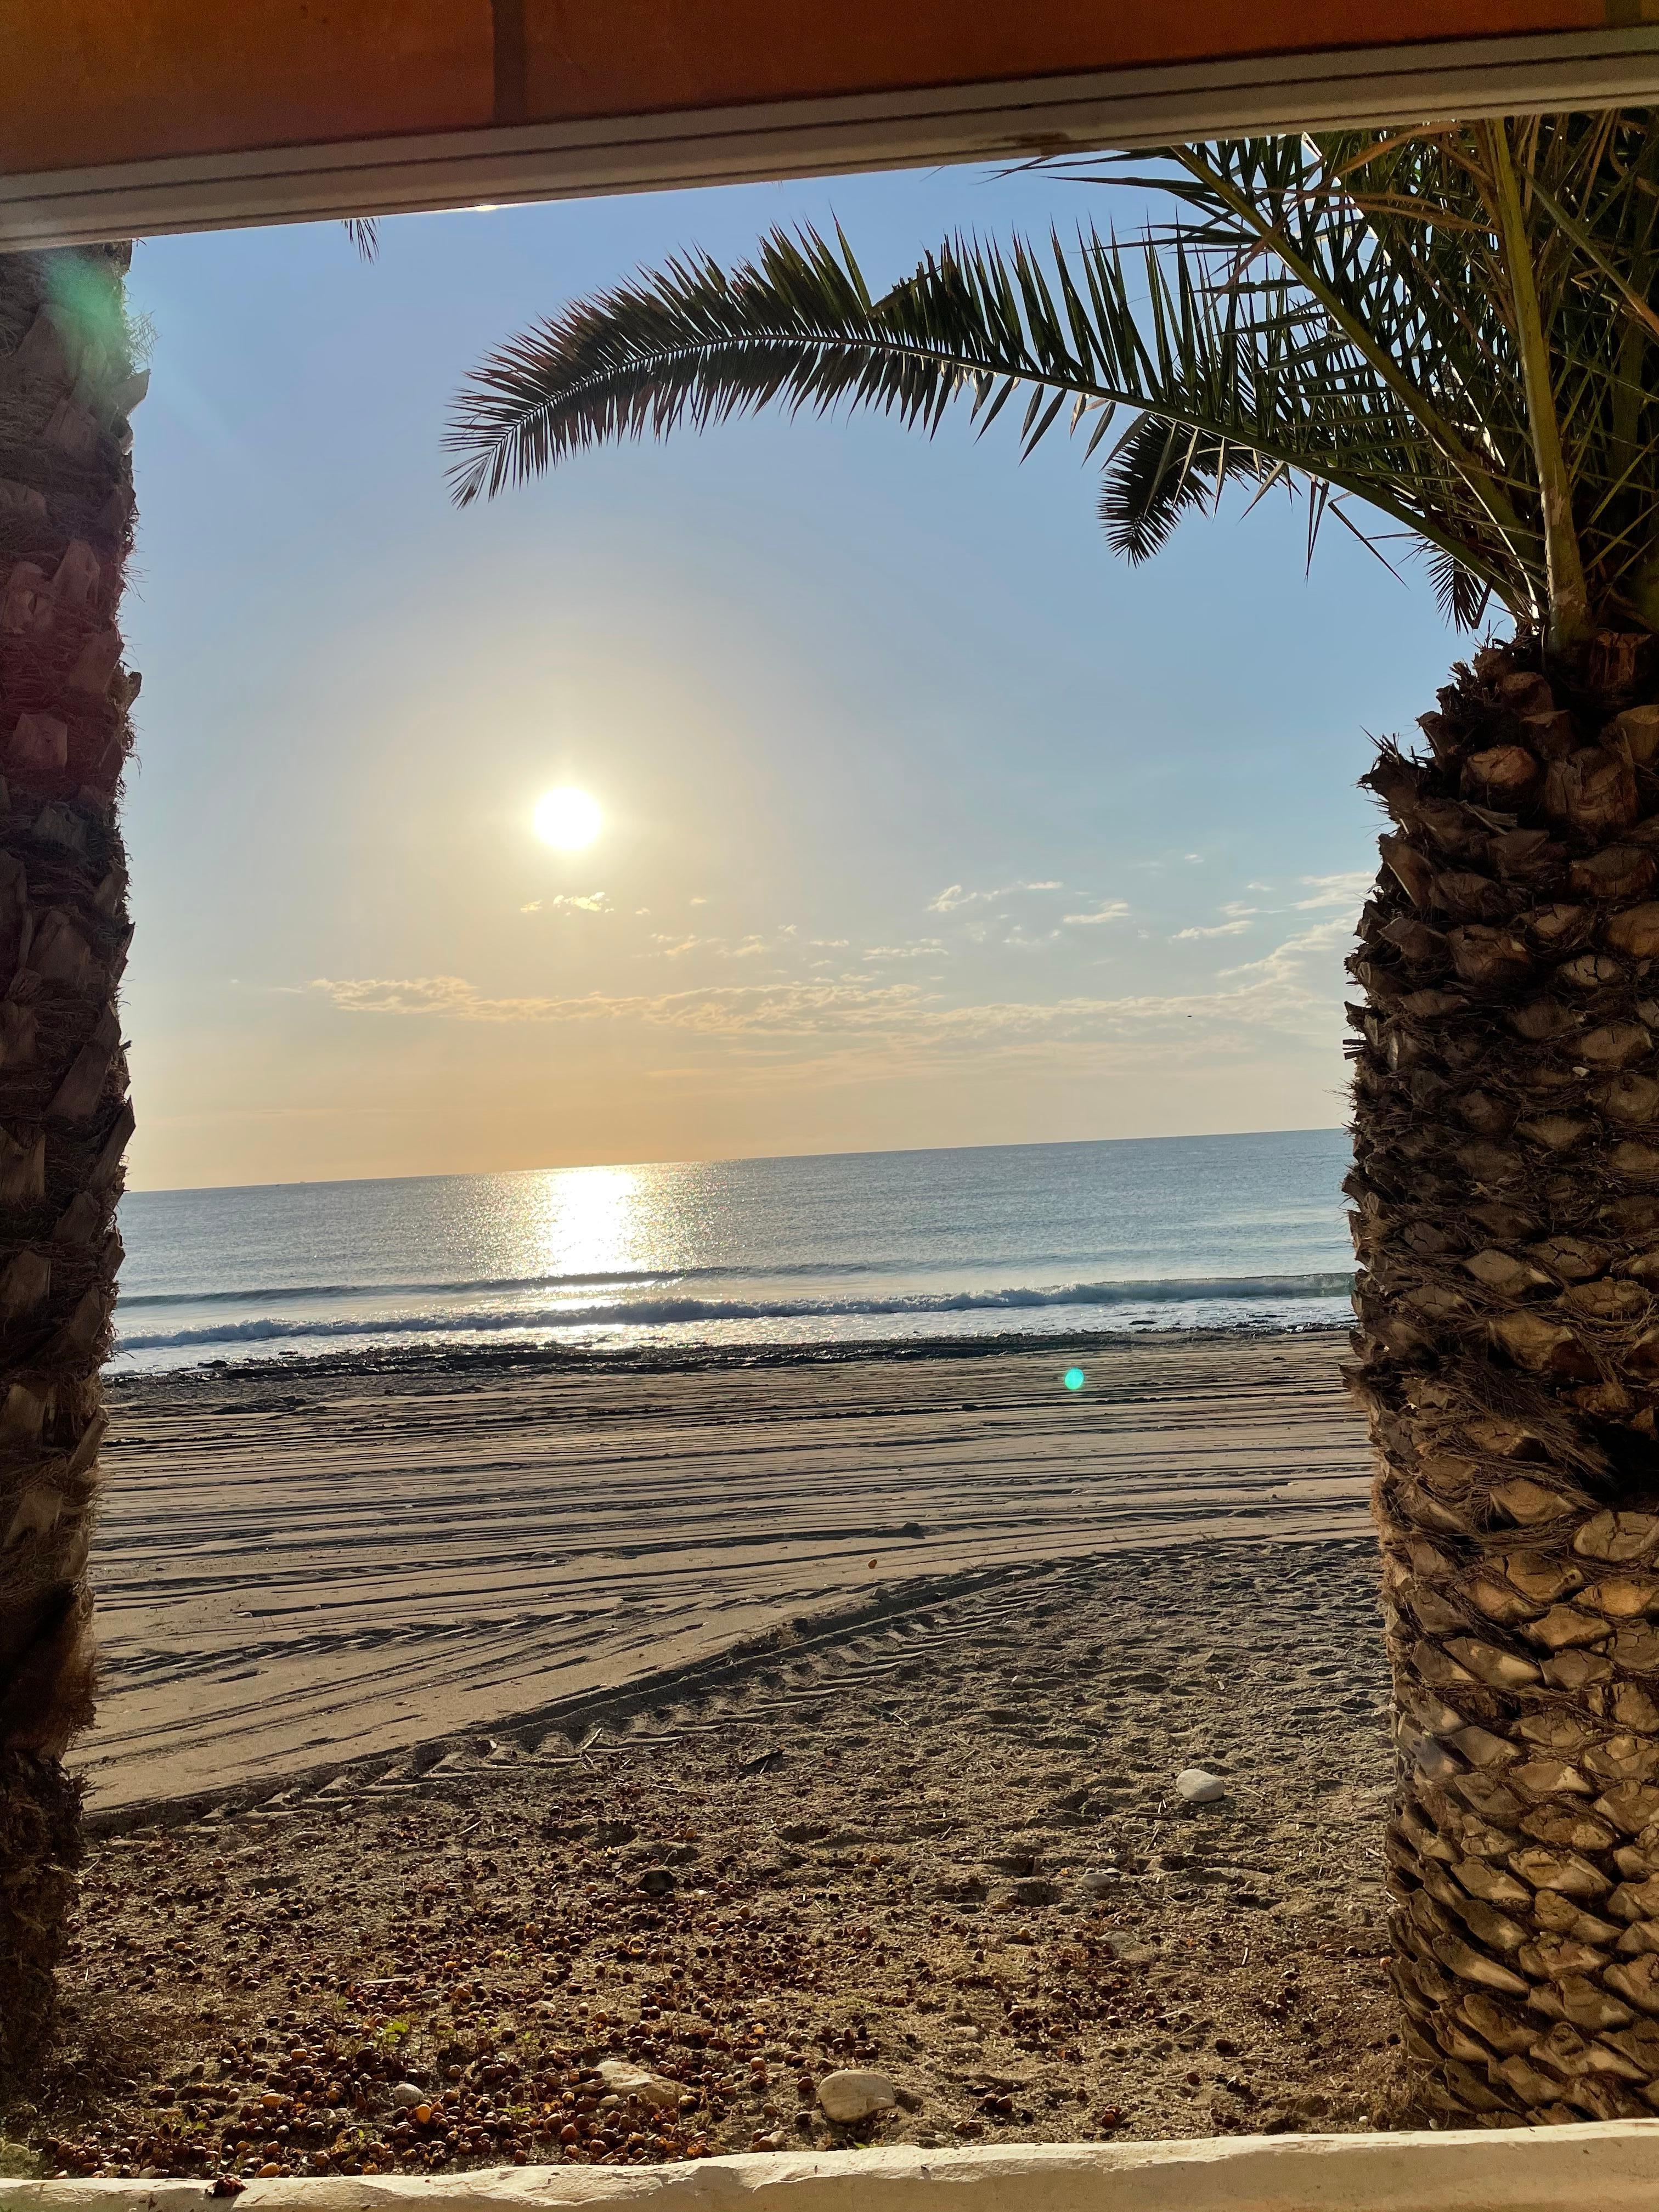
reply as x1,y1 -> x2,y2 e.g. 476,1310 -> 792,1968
457,1159 -> 725,1292
524,1164 -> 644,1280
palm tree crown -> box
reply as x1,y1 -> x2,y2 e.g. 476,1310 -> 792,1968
442,108 -> 1659,2136
447,116 -> 1659,652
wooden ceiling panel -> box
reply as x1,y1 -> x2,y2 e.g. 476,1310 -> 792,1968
514,1 -> 1607,120
3,3 -> 494,174
2,2 -> 1656,247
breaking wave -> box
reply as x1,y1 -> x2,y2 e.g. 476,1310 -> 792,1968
115,1271 -> 1354,1353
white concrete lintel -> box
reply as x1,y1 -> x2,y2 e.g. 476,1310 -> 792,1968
8,2125 -> 1659,2212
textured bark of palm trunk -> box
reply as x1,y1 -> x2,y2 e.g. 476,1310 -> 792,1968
1350,627 -> 1659,2124
0,245 -> 137,2086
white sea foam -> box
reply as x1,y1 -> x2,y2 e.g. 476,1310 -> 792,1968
117,1269 -> 1353,1351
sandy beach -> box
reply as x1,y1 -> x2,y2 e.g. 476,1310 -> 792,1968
81,1329 -> 1369,1809
16,1515 -> 1401,2180
0,1325 -> 1413,2182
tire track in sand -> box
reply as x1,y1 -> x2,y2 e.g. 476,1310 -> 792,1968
79,1331 -> 1368,1808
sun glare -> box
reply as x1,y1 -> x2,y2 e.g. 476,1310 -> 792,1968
533,787 -> 603,851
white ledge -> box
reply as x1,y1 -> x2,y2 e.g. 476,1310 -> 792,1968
7,2125 -> 1659,2212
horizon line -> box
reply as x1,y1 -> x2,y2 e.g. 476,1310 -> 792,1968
122,1124 -> 1348,1203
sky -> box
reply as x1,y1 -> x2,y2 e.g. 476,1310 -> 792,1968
119,160 -> 1466,1193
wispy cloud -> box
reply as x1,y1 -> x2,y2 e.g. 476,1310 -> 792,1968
1295,870 -> 1372,911
928,881 -> 1063,913
312,975 -> 929,1035
642,929 -> 792,963
647,932 -> 720,958
865,939 -> 947,961
1063,900 -> 1130,927
1218,912 -> 1353,980
310,914 -> 1347,1053
521,890 -> 612,916
1172,901 -> 1257,942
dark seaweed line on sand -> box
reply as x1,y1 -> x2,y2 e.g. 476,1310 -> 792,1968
105,1322 -> 1352,1395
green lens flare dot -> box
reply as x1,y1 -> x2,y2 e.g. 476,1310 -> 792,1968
1063,1367 -> 1086,1392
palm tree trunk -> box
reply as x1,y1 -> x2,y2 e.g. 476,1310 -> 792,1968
1351,626 -> 1659,2123
0,245 -> 137,2086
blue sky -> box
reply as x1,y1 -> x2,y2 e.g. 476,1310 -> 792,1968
120,161 -> 1463,1190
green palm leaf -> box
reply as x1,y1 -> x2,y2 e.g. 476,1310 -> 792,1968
449,115 -> 1659,644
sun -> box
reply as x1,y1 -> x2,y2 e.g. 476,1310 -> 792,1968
533,787 -> 603,851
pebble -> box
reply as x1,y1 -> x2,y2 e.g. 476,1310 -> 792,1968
597,2059 -> 683,2112
1079,1867 -> 1120,1896
817,2069 -> 898,2123
390,2083 -> 424,2108
1175,1768 -> 1228,1803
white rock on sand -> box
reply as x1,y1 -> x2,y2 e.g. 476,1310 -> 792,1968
598,2059 -> 682,2111
818,2069 -> 898,2123
1175,1767 -> 1229,1803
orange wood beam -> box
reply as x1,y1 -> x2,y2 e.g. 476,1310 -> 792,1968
3,3 -> 1659,246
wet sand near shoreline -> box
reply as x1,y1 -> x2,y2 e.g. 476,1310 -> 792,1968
80,1329 -> 1369,1810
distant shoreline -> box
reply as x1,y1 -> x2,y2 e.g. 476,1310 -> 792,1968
105,1316 -> 1352,1392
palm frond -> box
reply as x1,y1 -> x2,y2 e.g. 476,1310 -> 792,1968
1424,544 -> 1496,630
1098,416 -> 1266,562
444,219 -> 1511,610
450,114 -> 1659,641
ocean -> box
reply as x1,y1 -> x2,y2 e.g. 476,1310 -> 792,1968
110,1127 -> 1355,1374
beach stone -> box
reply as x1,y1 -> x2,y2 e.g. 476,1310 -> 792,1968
818,2069 -> 898,2123
1080,1867 -> 1121,1897
598,2059 -> 681,2111
1176,1768 -> 1229,1803
390,2082 -> 424,2108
